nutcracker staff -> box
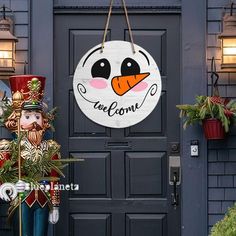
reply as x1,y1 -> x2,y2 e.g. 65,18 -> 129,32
0,75 -> 61,236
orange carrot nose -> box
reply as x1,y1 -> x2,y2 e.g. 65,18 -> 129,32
111,73 -> 150,96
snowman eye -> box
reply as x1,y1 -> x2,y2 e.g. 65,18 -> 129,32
121,58 -> 140,76
91,58 -> 111,80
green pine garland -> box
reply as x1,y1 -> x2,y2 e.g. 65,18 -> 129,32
0,160 -> 18,183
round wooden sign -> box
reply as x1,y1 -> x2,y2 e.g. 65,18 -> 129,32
73,40 -> 162,128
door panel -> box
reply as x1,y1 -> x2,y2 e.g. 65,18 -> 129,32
69,90 -> 111,137
125,152 -> 166,197
125,92 -> 166,136
54,12 -> 180,236
70,152 -> 111,198
125,30 -> 167,74
70,214 -> 111,236
69,30 -> 111,76
126,214 -> 167,236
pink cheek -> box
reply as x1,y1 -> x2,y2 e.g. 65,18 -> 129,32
132,82 -> 148,92
89,78 -> 108,89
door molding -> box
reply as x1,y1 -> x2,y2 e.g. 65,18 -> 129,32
54,12 -> 181,236
53,6 -> 181,14
30,0 -> 54,235
181,0 -> 207,235
53,0 -> 181,9
30,0 -> 54,109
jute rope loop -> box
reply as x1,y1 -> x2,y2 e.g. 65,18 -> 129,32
101,0 -> 136,54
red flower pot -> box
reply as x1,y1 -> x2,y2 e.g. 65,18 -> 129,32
202,119 -> 225,140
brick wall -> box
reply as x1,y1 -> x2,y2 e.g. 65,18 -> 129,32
207,0 -> 236,233
0,1 -> 29,234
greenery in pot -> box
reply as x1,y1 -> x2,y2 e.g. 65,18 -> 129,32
211,203 -> 236,236
176,95 -> 236,132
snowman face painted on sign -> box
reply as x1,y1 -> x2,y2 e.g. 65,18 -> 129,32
73,41 -> 162,128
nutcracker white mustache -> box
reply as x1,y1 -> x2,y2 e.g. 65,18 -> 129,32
21,122 -> 44,146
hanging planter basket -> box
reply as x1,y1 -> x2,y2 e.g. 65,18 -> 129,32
176,58 -> 236,141
202,118 -> 225,140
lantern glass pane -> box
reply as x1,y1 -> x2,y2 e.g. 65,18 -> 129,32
0,41 -> 13,51
0,51 -> 12,59
0,59 -> 13,67
223,55 -> 236,64
0,41 -> 13,68
223,47 -> 236,55
223,38 -> 236,47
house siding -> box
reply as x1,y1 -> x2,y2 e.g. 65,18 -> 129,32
207,0 -> 236,233
6,0 -> 29,75
0,0 -> 29,139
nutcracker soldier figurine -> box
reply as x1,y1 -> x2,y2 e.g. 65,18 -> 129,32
0,75 -> 62,236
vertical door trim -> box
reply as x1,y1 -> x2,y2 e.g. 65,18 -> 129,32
182,0 -> 207,235
30,0 -> 54,109
30,1 -> 54,235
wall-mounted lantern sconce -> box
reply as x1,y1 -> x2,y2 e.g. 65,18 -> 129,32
0,5 -> 18,79
219,3 -> 236,68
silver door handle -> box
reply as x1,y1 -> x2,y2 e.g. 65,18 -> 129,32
169,156 -> 181,185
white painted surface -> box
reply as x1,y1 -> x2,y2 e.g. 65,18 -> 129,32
73,40 -> 162,128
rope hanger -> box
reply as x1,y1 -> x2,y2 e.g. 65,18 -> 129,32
101,0 -> 136,54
